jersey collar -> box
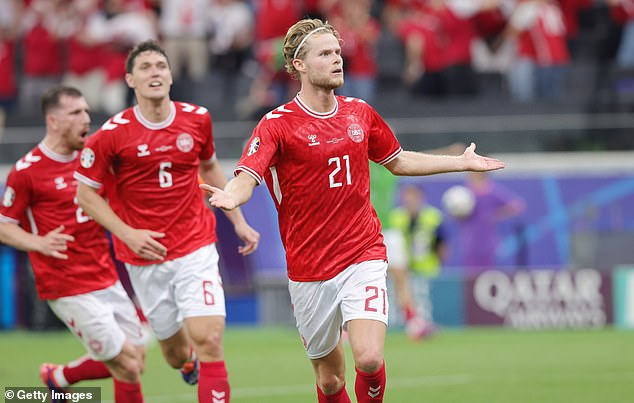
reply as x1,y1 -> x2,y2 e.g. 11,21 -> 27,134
133,101 -> 176,130
294,95 -> 338,119
38,142 -> 78,163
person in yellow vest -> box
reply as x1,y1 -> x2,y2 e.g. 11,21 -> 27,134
384,184 -> 447,340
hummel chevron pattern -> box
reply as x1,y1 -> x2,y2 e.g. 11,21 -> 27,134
265,106 -> 292,120
211,389 -> 226,403
368,385 -> 381,398
16,152 -> 41,171
101,112 -> 130,130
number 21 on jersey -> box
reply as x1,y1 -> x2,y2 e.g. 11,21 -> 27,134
328,155 -> 351,188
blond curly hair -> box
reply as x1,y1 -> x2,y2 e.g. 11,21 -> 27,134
283,19 -> 341,80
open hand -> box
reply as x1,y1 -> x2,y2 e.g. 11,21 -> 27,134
462,143 -> 505,172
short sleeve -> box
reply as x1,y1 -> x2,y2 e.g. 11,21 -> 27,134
199,112 -> 216,163
367,106 -> 402,165
235,120 -> 281,185
74,129 -> 115,189
0,167 -> 32,224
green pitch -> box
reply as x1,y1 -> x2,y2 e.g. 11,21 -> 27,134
0,326 -> 631,402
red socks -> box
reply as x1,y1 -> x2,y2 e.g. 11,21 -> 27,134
355,362 -> 386,402
198,361 -> 230,403
316,384 -> 351,403
114,379 -> 143,403
403,304 -> 417,322
62,356 -> 111,384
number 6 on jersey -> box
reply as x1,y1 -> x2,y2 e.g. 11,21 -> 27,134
159,162 -> 173,188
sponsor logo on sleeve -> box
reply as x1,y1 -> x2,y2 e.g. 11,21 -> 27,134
2,186 -> 15,207
247,137 -> 260,156
80,148 -> 95,168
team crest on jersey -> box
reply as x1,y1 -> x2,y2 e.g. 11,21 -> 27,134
347,123 -> 364,143
176,133 -> 194,152
80,148 -> 95,168
2,186 -> 15,207
247,137 -> 260,156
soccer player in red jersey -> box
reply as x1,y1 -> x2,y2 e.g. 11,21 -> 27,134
0,85 -> 146,403
201,19 -> 505,403
74,40 -> 260,403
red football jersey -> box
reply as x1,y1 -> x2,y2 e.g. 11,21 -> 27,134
0,144 -> 118,299
236,95 -> 402,281
74,102 -> 218,265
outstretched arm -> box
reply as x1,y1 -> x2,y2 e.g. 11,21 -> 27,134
199,162 -> 260,255
0,222 -> 74,259
76,183 -> 167,261
200,171 -> 258,211
385,143 -> 504,176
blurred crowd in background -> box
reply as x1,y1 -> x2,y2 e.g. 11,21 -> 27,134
0,0 -> 633,122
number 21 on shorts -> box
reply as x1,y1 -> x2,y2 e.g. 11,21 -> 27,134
365,285 -> 387,315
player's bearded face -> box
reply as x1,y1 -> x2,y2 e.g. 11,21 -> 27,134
55,95 -> 91,151
302,34 -> 344,90
127,51 -> 173,100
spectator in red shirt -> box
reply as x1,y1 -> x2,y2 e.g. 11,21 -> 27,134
503,0 -> 570,101
330,0 -> 381,103
63,0 -> 109,114
0,0 -> 22,117
237,0 -> 303,118
19,0 -> 70,113
557,0 -> 592,57
399,0 -> 500,97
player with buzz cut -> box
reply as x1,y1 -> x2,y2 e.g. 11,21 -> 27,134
74,40 -> 260,403
0,85 -> 146,403
201,18 -> 505,402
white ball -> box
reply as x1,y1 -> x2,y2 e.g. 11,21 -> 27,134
441,185 -> 475,218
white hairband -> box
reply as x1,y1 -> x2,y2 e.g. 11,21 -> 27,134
293,27 -> 328,59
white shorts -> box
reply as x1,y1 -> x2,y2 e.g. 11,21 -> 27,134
47,281 -> 144,361
125,243 -> 225,340
383,229 -> 408,270
289,260 -> 389,359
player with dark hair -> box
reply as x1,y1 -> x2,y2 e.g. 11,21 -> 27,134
75,40 -> 260,403
0,85 -> 146,402
201,19 -> 504,403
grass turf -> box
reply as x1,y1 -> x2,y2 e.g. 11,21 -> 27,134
0,326 -> 631,402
